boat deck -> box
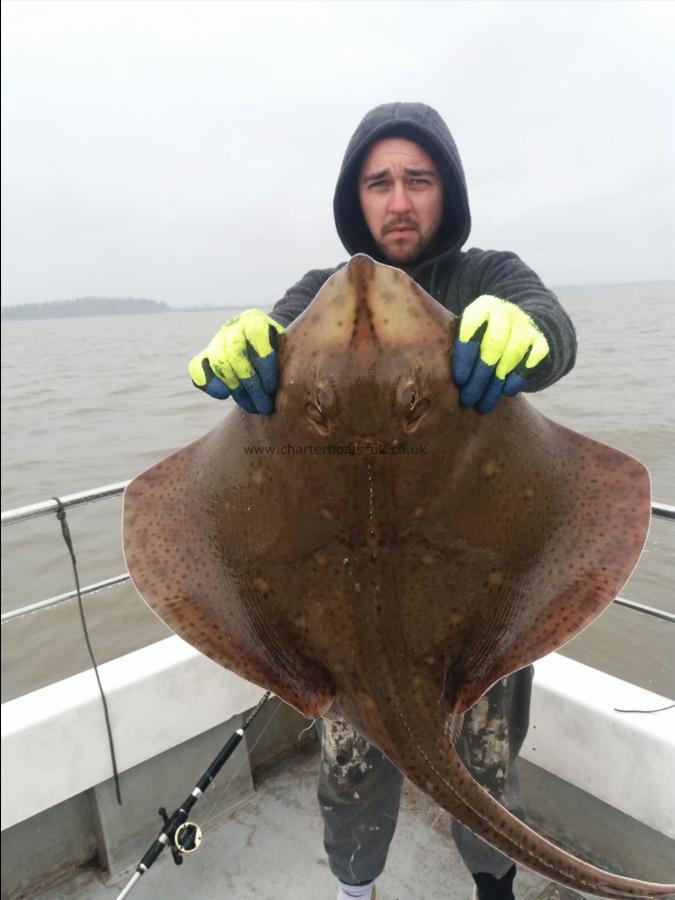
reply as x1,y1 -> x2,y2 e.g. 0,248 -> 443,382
28,746 -> 566,900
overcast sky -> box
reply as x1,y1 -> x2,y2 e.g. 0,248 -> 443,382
1,0 -> 674,307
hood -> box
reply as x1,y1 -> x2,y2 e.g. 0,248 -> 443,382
333,102 -> 472,265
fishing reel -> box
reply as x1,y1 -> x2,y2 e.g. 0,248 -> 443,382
158,807 -> 203,865
116,693 -> 272,899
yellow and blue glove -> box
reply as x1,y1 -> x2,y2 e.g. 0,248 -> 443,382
188,310 -> 285,414
451,295 -> 550,414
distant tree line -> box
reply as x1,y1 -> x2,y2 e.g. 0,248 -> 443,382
1,296 -> 170,320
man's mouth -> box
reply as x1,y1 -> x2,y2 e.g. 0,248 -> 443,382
386,225 -> 417,236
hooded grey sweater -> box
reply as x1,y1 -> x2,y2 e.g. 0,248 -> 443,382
270,102 -> 576,392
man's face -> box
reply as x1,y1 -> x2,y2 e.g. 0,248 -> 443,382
358,137 -> 444,268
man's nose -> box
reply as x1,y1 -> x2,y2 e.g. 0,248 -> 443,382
388,181 -> 412,214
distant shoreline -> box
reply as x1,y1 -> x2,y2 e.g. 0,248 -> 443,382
554,279 -> 674,291
1,306 -> 248,321
2,279 -> 672,320
0,297 -> 172,321
1,305 -> 243,321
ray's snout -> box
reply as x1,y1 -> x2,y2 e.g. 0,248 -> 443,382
295,253 -> 453,351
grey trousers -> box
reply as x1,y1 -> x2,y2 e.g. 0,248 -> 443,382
317,665 -> 534,885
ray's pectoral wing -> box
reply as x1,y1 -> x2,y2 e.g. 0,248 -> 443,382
450,423 -> 651,714
122,435 -> 335,720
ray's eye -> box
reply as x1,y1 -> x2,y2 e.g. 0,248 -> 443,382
307,402 -> 324,424
396,379 -> 418,411
316,387 -> 330,412
306,389 -> 333,436
396,378 -> 429,432
405,398 -> 430,432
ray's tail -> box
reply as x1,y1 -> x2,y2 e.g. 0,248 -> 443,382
380,698 -> 674,899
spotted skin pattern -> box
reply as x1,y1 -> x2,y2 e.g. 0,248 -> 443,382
124,256 -> 670,898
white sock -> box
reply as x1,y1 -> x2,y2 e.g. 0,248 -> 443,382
337,880 -> 375,900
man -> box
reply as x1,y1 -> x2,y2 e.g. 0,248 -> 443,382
189,102 -> 576,900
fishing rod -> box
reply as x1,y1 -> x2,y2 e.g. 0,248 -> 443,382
116,690 -> 272,899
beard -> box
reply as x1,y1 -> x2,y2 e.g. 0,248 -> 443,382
375,223 -> 439,268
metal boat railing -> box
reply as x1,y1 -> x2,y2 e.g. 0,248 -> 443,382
1,484 -> 674,625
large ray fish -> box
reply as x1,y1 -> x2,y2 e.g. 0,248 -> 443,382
123,255 -> 673,898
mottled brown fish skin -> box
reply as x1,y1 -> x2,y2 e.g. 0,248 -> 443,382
124,255 -> 671,898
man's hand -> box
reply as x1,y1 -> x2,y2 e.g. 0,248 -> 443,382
188,310 -> 286,414
451,295 -> 550,414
